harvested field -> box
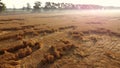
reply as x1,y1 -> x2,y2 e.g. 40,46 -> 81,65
0,10 -> 120,68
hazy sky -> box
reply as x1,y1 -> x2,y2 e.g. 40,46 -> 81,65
2,0 -> 120,8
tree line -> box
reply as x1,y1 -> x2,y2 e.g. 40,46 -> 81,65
24,1 -> 103,11
0,0 -> 6,12
0,1 -> 104,12
24,1 -> 79,11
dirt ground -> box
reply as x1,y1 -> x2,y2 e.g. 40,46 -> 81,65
0,10 -> 120,68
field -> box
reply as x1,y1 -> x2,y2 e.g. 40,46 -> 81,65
0,10 -> 120,68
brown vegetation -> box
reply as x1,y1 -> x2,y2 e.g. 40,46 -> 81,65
0,18 -> 24,21
41,42 -> 76,65
16,46 -> 32,58
0,11 -> 120,68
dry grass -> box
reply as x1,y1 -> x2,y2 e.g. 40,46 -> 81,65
7,44 -> 26,53
33,31 -> 39,36
35,42 -> 43,48
0,33 -> 17,41
0,51 -> 16,60
0,64 -> 15,68
16,35 -> 23,40
0,11 -> 120,68
22,40 -> 36,47
104,51 -> 120,60
60,39 -> 70,44
41,43 -> 76,65
43,53 -> 55,63
16,46 -> 32,58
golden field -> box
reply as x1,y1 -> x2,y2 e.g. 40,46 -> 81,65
0,10 -> 120,68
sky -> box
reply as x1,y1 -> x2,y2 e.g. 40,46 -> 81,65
1,0 -> 120,8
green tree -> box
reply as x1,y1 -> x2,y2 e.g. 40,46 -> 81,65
33,1 -> 41,10
26,3 -> 31,11
0,0 -> 6,12
22,6 -> 25,10
44,2 -> 52,9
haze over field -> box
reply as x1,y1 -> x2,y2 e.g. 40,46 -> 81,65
0,10 -> 120,68
0,0 -> 120,68
2,0 -> 120,8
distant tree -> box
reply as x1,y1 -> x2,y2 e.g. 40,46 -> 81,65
0,0 -> 6,12
56,3 -> 61,9
33,1 -> 41,10
51,2 -> 56,9
60,3 -> 65,9
26,3 -> 31,11
22,6 -> 26,10
44,2 -> 52,9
